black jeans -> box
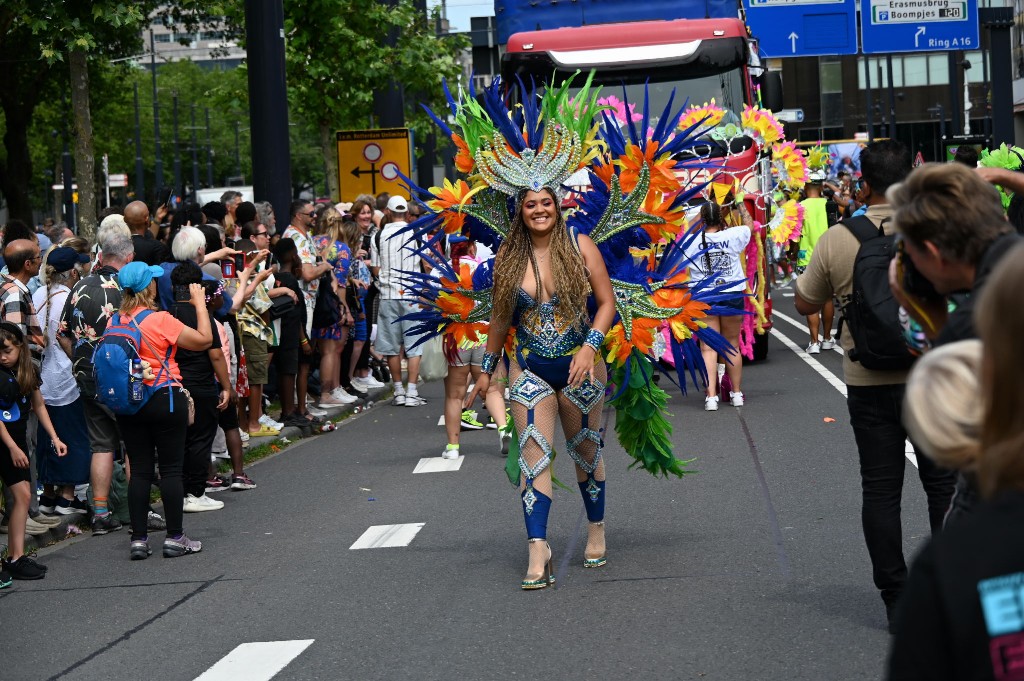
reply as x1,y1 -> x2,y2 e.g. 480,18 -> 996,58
184,392 -> 219,498
847,384 -> 955,604
117,388 -> 188,539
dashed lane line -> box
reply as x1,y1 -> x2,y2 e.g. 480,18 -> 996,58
194,640 -> 315,681
771,310 -> 844,355
349,523 -> 425,550
413,456 -> 465,473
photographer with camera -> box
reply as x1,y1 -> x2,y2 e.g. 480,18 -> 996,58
887,162 -> 1020,525
795,139 -> 955,633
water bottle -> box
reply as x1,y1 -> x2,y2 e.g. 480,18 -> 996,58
130,359 -> 145,403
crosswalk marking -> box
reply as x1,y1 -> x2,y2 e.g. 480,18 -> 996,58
350,523 -> 425,549
413,456 -> 464,473
194,640 -> 314,681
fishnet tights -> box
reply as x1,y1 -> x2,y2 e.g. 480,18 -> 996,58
508,359 -> 607,497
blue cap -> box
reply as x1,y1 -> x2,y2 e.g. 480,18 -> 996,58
46,246 -> 90,274
447,235 -> 469,243
118,261 -> 165,293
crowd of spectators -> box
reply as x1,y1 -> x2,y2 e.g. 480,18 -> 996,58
0,188 -> 423,582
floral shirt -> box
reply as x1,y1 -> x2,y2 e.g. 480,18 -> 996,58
59,265 -> 122,390
282,225 -> 319,305
312,236 -> 351,288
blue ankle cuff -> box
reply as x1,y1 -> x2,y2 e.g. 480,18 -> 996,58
522,487 -> 551,539
578,479 -> 606,522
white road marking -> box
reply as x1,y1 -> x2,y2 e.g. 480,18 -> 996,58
770,320 -> 917,468
437,415 -> 446,426
771,310 -> 843,355
350,523 -> 425,549
413,456 -> 465,473
769,328 -> 848,397
194,640 -> 314,681
780,292 -> 794,297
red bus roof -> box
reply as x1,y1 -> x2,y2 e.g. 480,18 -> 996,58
506,17 -> 747,53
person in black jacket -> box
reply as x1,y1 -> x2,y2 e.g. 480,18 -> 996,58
888,244 -> 1024,680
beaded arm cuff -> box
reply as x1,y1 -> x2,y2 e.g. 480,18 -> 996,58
481,351 -> 501,375
584,328 -> 605,352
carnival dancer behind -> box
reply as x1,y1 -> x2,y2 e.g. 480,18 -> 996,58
684,200 -> 751,411
475,187 -> 616,590
438,236 -> 509,460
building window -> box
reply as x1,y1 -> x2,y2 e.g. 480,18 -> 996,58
819,57 -> 843,128
154,33 -> 171,43
904,55 -> 928,87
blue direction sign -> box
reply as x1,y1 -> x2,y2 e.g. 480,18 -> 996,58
744,0 -> 858,58
861,0 -> 979,53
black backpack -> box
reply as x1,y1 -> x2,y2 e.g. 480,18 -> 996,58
841,215 -> 916,371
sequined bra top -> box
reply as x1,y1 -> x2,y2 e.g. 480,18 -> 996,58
515,288 -> 589,358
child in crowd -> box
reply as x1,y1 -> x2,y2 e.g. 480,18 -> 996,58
0,321 -> 67,583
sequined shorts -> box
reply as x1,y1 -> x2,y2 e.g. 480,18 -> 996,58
522,354 -> 573,392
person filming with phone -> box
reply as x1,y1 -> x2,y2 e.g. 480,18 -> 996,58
887,162 -> 1021,525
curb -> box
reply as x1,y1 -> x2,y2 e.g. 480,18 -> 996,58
1,385 -> 394,560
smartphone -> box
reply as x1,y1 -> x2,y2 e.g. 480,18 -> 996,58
315,255 -> 324,264
234,253 -> 245,273
220,258 -> 236,279
265,252 -> 277,269
173,284 -> 192,303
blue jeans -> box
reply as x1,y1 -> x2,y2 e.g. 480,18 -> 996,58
846,384 -> 955,604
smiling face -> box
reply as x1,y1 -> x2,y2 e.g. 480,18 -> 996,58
356,204 -> 373,230
521,189 -> 557,238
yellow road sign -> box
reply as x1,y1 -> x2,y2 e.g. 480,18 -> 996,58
336,128 -> 412,201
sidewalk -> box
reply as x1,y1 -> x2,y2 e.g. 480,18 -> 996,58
0,385 -> 392,560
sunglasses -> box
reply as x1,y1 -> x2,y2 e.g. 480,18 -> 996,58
306,211 -> 317,218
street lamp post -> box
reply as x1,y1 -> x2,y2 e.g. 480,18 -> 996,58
172,92 -> 181,201
205,108 -> 214,187
133,81 -> 145,201
191,103 -> 200,198
234,120 -> 242,181
150,30 -> 163,195
61,91 -> 75,227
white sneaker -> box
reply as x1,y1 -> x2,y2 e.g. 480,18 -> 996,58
405,394 -> 426,407
704,395 -> 720,411
331,387 -> 359,403
393,391 -> 406,406
441,446 -> 460,460
239,429 -> 250,443
307,405 -> 328,417
730,391 -> 745,407
820,336 -> 836,351
259,414 -> 285,430
183,494 -> 224,513
806,342 -> 821,355
354,375 -> 385,390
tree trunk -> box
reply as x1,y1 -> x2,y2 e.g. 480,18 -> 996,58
319,120 -> 339,202
69,48 -> 97,239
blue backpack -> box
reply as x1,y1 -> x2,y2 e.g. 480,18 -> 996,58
92,310 -> 175,415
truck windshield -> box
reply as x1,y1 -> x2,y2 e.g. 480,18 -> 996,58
575,67 -> 746,128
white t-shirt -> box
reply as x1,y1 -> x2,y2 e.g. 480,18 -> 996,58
684,225 -> 751,294
32,283 -> 79,406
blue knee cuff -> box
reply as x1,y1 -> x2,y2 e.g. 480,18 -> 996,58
578,479 -> 605,522
522,487 -> 551,539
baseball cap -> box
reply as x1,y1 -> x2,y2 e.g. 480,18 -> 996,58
808,169 -> 827,183
386,196 -> 409,213
46,246 -> 90,274
118,261 -> 165,293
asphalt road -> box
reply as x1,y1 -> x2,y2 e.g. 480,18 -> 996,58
0,283 -> 934,681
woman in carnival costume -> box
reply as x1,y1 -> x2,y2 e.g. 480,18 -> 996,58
396,73 -> 747,590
